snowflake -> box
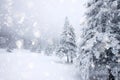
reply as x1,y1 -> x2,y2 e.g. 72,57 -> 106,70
33,22 -> 38,27
16,40 -> 23,49
33,30 -> 41,38
32,40 -> 36,45
91,63 -> 95,68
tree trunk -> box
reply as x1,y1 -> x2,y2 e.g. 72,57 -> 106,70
67,54 -> 69,63
70,55 -> 73,63
70,59 -> 73,63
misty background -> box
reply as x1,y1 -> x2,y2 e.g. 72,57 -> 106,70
0,0 -> 87,52
13,0 -> 87,39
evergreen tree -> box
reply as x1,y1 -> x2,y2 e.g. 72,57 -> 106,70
98,47 -> 118,66
45,44 -> 53,56
57,17 -> 76,63
45,38 -> 59,56
108,69 -> 115,80
0,0 -> 14,52
78,0 -> 120,79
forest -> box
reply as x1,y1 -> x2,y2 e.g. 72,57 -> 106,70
0,0 -> 120,80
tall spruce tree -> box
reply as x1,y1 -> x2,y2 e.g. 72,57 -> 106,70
57,17 -> 76,63
78,0 -> 120,79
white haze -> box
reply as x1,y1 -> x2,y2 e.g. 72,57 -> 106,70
13,0 -> 87,39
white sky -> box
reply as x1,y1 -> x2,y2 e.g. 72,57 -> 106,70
14,0 -> 87,39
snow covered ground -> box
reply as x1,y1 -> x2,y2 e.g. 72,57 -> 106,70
0,49 -> 79,80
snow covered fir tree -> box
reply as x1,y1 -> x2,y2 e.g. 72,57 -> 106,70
78,0 -> 120,80
57,17 -> 77,63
